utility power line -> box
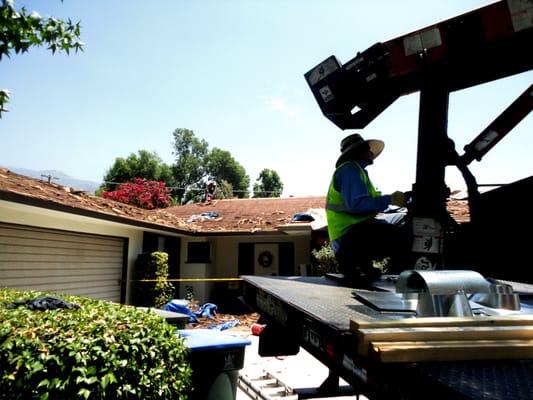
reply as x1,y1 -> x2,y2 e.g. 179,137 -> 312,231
101,181 -> 282,194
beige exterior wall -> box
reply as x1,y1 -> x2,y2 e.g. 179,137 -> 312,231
1,200 -> 314,305
0,200 -> 182,304
214,234 -> 311,278
177,236 -> 215,303
175,234 -> 312,303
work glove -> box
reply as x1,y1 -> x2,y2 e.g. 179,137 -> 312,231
390,191 -> 406,207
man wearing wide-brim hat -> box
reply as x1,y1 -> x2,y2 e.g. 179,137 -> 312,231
325,133 -> 411,285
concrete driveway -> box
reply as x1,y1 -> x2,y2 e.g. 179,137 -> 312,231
235,332 -> 364,400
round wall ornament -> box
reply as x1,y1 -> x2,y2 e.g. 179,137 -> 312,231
257,250 -> 273,268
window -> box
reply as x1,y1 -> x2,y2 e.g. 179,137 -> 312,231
187,242 -> 211,263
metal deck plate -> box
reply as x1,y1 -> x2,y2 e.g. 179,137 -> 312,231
352,289 -> 417,313
243,275 -> 405,331
419,360 -> 533,400
243,275 -> 533,399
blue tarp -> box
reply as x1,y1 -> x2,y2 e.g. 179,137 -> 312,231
164,300 -> 218,323
164,300 -> 198,322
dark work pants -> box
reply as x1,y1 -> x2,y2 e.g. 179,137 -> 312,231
335,218 -> 411,278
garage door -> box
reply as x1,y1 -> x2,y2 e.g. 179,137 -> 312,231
0,223 -> 126,302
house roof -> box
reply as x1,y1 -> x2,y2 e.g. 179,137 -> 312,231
165,197 -> 327,234
0,168 -> 326,235
0,168 -> 198,234
0,168 -> 470,235
165,194 -> 471,233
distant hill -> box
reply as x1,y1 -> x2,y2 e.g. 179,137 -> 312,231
7,167 -> 100,194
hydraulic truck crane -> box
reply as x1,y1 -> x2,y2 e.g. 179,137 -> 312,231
303,0 -> 533,278
241,1 -> 533,399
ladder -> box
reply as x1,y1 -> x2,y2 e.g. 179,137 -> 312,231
238,369 -> 298,400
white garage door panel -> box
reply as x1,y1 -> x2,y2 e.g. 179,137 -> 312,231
0,256 -> 123,267
2,270 -> 120,284
0,234 -> 124,251
0,262 -> 120,273
0,263 -> 120,278
0,223 -> 125,302
0,231 -> 123,252
0,252 -> 123,263
0,225 -> 124,245
2,278 -> 120,291
0,239 -> 123,254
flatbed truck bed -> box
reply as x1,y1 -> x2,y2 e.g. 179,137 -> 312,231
242,275 -> 533,400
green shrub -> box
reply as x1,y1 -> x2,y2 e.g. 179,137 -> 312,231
132,252 -> 175,308
0,288 -> 191,399
311,244 -> 339,275
153,251 -> 175,309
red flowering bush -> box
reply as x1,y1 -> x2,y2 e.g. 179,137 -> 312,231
102,178 -> 172,209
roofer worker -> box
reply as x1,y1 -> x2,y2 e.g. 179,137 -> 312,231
326,133 -> 411,285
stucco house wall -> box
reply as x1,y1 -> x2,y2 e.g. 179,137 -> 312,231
1,171 -> 323,305
1,199 -> 314,305
0,200 -> 185,304
174,234 -> 312,303
214,235 -> 311,278
178,236 -> 215,303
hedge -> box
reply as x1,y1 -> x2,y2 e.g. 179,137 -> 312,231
0,288 -> 191,399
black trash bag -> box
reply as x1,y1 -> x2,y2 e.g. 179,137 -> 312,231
291,213 -> 315,222
7,296 -> 80,311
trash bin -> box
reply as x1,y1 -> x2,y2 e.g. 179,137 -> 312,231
179,329 -> 251,400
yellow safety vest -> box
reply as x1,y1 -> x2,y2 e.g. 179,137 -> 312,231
326,161 -> 380,242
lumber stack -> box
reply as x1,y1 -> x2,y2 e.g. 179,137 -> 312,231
350,315 -> 533,363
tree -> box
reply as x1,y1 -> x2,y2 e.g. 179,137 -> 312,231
253,168 -> 283,198
0,0 -> 83,117
205,148 -> 250,198
171,128 -> 251,201
215,179 -> 234,199
171,128 -> 208,202
100,150 -> 174,192
101,178 -> 172,210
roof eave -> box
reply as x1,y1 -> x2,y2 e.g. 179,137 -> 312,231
0,189 -> 194,235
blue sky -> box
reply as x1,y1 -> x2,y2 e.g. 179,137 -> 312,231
1,0 -> 531,197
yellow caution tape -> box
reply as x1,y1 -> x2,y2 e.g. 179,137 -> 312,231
132,278 -> 243,283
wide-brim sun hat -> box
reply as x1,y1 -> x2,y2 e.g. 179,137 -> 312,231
340,133 -> 384,160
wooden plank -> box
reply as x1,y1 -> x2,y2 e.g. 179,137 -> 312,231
370,339 -> 533,363
351,315 -> 533,331
357,326 -> 533,356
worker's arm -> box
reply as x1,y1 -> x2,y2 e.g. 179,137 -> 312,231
335,162 -> 391,213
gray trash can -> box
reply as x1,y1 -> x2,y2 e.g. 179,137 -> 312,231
179,329 -> 251,400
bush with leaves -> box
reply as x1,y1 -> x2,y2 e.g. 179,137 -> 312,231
0,288 -> 191,399
131,252 -> 175,308
311,244 -> 339,275
101,178 -> 171,210
153,252 -> 175,309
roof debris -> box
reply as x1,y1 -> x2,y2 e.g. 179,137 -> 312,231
0,168 -> 470,233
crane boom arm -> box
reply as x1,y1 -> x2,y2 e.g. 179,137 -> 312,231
305,0 -> 533,129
